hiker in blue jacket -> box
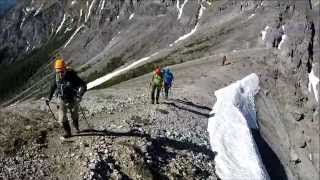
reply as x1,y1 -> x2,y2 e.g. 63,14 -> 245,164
162,68 -> 174,99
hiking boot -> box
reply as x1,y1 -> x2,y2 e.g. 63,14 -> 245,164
73,121 -> 80,134
151,100 -> 154,104
156,101 -> 159,104
75,128 -> 80,134
63,133 -> 72,138
62,121 -> 72,138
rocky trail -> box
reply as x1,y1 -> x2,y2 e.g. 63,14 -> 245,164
0,68 -> 217,179
0,48 -> 290,179
0,49 -> 262,179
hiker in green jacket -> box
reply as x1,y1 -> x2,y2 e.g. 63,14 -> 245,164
150,67 -> 163,104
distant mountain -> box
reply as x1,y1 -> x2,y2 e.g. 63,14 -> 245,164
0,0 -> 16,16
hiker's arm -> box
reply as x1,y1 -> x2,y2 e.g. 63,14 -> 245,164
48,81 -> 57,100
79,78 -> 87,97
73,72 -> 87,97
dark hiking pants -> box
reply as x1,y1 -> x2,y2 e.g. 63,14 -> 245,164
151,84 -> 161,104
164,83 -> 171,99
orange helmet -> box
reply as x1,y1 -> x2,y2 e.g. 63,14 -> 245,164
54,58 -> 65,72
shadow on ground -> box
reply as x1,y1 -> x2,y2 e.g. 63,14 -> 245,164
75,129 -> 215,157
163,98 -> 211,118
74,128 -> 216,179
173,98 -> 212,111
252,129 -> 288,180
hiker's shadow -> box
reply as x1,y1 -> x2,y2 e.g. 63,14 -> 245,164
74,129 -> 215,157
173,98 -> 212,111
74,128 -> 148,138
252,130 -> 288,180
163,98 -> 211,118
74,128 -> 216,177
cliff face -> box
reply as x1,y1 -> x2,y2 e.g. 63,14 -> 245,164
0,0 -> 200,64
0,0 -> 202,100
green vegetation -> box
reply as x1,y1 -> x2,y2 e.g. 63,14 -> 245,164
85,57 -> 126,82
0,30 -> 74,103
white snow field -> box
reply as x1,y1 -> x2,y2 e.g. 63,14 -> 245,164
308,64 -> 320,102
87,52 -> 158,90
207,73 -> 270,180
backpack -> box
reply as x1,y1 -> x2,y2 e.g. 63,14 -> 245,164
164,70 -> 173,86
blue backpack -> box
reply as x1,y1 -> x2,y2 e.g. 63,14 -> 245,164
163,69 -> 173,86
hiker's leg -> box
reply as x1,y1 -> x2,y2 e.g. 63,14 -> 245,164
58,98 -> 68,125
70,101 -> 80,133
58,99 -> 71,137
151,85 -> 156,104
156,86 -> 160,104
164,85 -> 169,99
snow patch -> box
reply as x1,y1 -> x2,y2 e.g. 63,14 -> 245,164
64,27 -> 73,33
25,7 -> 35,13
248,13 -> 255,19
177,0 -> 188,20
208,73 -> 270,180
99,0 -> 105,15
261,25 -> 269,41
85,0 -> 96,23
71,0 -> 77,6
25,41 -> 30,52
173,24 -> 199,44
79,9 -> 83,24
56,14 -> 66,34
171,4 -> 205,45
198,4 -> 206,18
63,24 -> 85,48
87,52 -> 159,90
33,4 -> 43,16
20,17 -> 26,30
129,13 -> 135,20
308,64 -> 320,102
278,34 -> 287,49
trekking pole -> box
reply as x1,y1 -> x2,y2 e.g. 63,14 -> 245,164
79,105 -> 93,130
47,103 -> 58,121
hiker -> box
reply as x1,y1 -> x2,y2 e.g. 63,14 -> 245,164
222,55 -> 231,66
150,66 -> 163,104
162,68 -> 174,99
45,58 -> 87,138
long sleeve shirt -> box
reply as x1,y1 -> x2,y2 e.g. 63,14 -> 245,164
48,69 -> 87,100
